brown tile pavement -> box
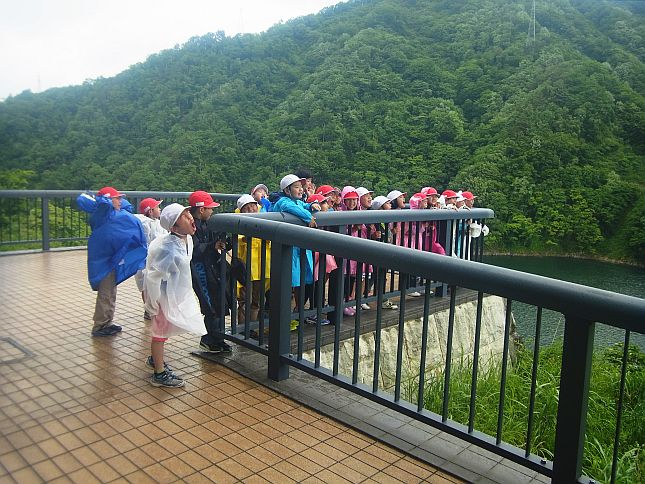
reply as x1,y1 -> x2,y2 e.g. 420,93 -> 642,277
0,251 -> 463,483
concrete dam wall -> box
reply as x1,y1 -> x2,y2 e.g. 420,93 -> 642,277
303,295 -> 511,392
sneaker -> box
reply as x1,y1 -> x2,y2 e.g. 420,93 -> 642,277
145,356 -> 175,375
305,316 -> 331,325
91,324 -> 122,337
218,342 -> 233,353
199,341 -> 233,353
360,303 -> 371,310
409,291 -> 422,297
343,307 -> 356,316
382,300 -> 398,310
143,311 -> 151,320
150,370 -> 185,388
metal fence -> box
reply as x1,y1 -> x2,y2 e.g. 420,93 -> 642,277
211,211 -> 644,484
0,190 -> 240,251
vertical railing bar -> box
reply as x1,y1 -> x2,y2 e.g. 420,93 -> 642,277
525,306 -> 543,456
460,218 -> 465,258
244,235 -> 253,340
468,291 -> 484,432
394,273 -> 408,403
385,223 -> 395,293
332,256 -> 345,376
8,198 -> 13,243
461,219 -> 467,259
478,219 -> 486,262
62,197 -> 66,246
455,218 -> 461,259
53,197 -> 57,245
352,261 -> 364,385
610,330 -> 631,484
219,239 -> 228,343
373,267 -> 385,394
314,254 -> 326,368
463,219 -> 469,260
417,279 -> 432,412
442,285 -> 457,421
259,239 -> 267,347
230,235 -> 240,335
297,247 -> 306,360
17,198 -> 22,244
41,197 -> 50,251
496,298 -> 513,445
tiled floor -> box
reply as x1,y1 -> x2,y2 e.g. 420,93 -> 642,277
0,251 -> 462,483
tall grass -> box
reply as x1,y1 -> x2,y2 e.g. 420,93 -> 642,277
402,342 -> 644,483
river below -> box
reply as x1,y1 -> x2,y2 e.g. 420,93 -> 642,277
483,256 -> 645,350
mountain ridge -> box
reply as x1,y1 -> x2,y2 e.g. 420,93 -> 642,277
1,0 -> 643,261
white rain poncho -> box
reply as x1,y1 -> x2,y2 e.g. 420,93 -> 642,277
144,233 -> 206,338
134,215 -> 168,291
135,214 -> 167,244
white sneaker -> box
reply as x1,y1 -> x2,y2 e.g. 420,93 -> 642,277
409,291 -> 422,297
360,303 -> 370,310
382,300 -> 398,310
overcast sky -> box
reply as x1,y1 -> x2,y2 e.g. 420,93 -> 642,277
0,0 -> 344,100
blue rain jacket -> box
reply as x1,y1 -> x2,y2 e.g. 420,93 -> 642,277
270,194 -> 314,287
77,193 -> 147,290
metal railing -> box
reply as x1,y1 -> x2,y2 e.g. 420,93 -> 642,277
3,190 -> 643,482
0,190 -> 240,251
210,210 -> 645,484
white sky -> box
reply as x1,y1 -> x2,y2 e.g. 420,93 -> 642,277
0,0 -> 344,100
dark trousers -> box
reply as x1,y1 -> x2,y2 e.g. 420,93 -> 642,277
201,315 -> 224,346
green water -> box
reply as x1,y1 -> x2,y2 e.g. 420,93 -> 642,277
483,256 -> 645,349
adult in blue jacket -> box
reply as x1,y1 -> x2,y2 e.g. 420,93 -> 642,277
77,186 -> 147,336
270,174 -> 321,288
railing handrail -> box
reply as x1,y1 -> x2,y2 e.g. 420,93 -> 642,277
231,207 -> 495,224
215,213 -> 645,332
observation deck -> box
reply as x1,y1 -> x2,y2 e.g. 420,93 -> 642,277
0,250 -> 465,483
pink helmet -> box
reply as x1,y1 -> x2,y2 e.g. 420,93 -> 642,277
409,193 -> 427,209
341,186 -> 358,200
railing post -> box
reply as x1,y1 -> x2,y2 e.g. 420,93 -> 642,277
436,220 -> 451,296
552,316 -> 594,483
268,240 -> 292,381
41,197 -> 50,251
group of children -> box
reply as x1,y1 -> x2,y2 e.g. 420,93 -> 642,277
78,176 -> 482,388
79,188 -> 240,388
240,172 -> 484,324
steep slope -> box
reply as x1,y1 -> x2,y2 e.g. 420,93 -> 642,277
0,0 -> 643,261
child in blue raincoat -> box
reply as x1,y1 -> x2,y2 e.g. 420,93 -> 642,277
77,186 -> 147,336
270,174 -> 321,325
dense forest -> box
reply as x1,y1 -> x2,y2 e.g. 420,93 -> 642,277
0,0 -> 643,262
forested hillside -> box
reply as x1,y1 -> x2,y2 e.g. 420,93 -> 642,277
0,0 -> 643,262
